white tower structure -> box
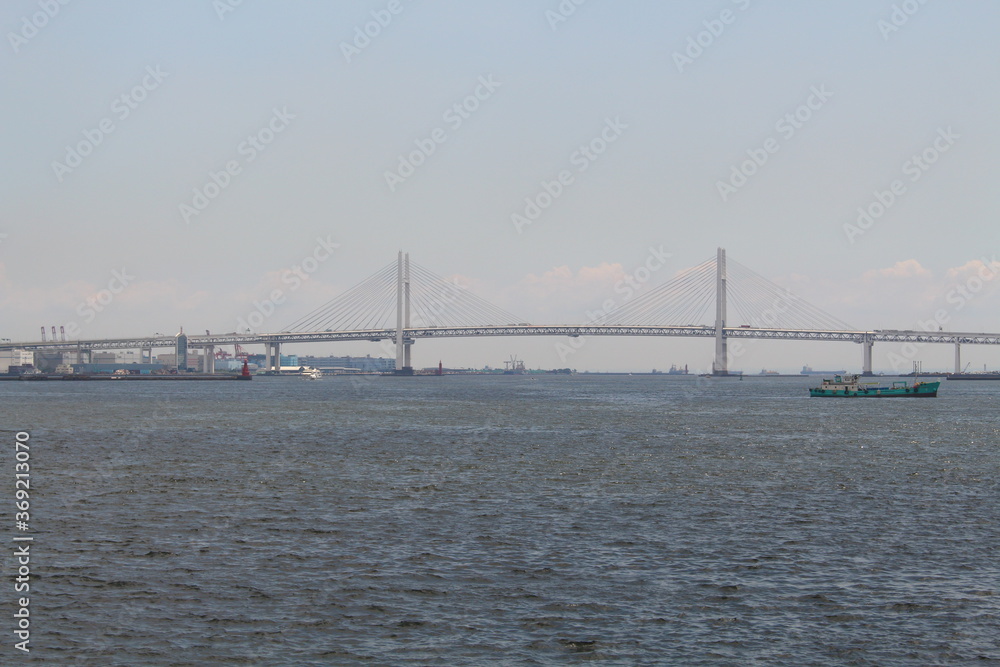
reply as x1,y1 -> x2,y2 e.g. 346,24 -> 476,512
713,247 -> 728,376
395,251 -> 414,374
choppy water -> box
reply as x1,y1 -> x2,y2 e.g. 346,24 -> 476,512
4,374 -> 1000,665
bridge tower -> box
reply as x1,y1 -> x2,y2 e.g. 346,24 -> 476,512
712,247 -> 728,376
395,251 -> 414,375
862,335 -> 874,376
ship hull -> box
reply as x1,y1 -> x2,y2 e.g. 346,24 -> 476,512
809,383 -> 939,397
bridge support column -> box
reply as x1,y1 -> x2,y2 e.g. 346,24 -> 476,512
712,247 -> 728,376
955,342 -> 961,374
204,346 -> 214,374
404,253 -> 413,370
265,343 -> 272,373
272,342 -> 281,372
394,251 -> 414,375
862,337 -> 873,376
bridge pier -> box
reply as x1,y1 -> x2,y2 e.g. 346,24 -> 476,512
862,337 -> 873,376
204,346 -> 215,374
712,247 -> 729,375
404,253 -> 413,370
955,342 -> 961,374
394,251 -> 414,375
264,342 -> 282,373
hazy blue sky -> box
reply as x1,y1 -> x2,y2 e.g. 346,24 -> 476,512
2,0 -> 999,372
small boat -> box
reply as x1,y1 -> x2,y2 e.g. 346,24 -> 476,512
302,367 -> 322,380
809,374 -> 939,397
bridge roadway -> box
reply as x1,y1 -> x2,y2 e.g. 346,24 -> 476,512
4,325 -> 1000,351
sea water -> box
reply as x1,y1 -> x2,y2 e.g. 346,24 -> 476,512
4,374 -> 999,665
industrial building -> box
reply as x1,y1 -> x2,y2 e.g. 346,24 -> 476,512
246,354 -> 298,368
156,351 -> 207,372
70,363 -> 165,375
298,354 -> 395,373
1,349 -> 35,373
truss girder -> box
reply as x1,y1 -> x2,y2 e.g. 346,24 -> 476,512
6,326 -> 1000,352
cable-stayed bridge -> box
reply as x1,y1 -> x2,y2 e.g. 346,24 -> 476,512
5,249 -> 999,375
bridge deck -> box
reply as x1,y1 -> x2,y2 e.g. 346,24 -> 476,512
3,326 -> 1000,351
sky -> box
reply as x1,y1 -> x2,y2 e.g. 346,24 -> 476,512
2,0 -> 999,372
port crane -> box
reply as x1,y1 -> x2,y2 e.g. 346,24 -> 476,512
214,343 -> 250,361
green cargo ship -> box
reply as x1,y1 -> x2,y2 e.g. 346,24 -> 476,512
809,374 -> 939,397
